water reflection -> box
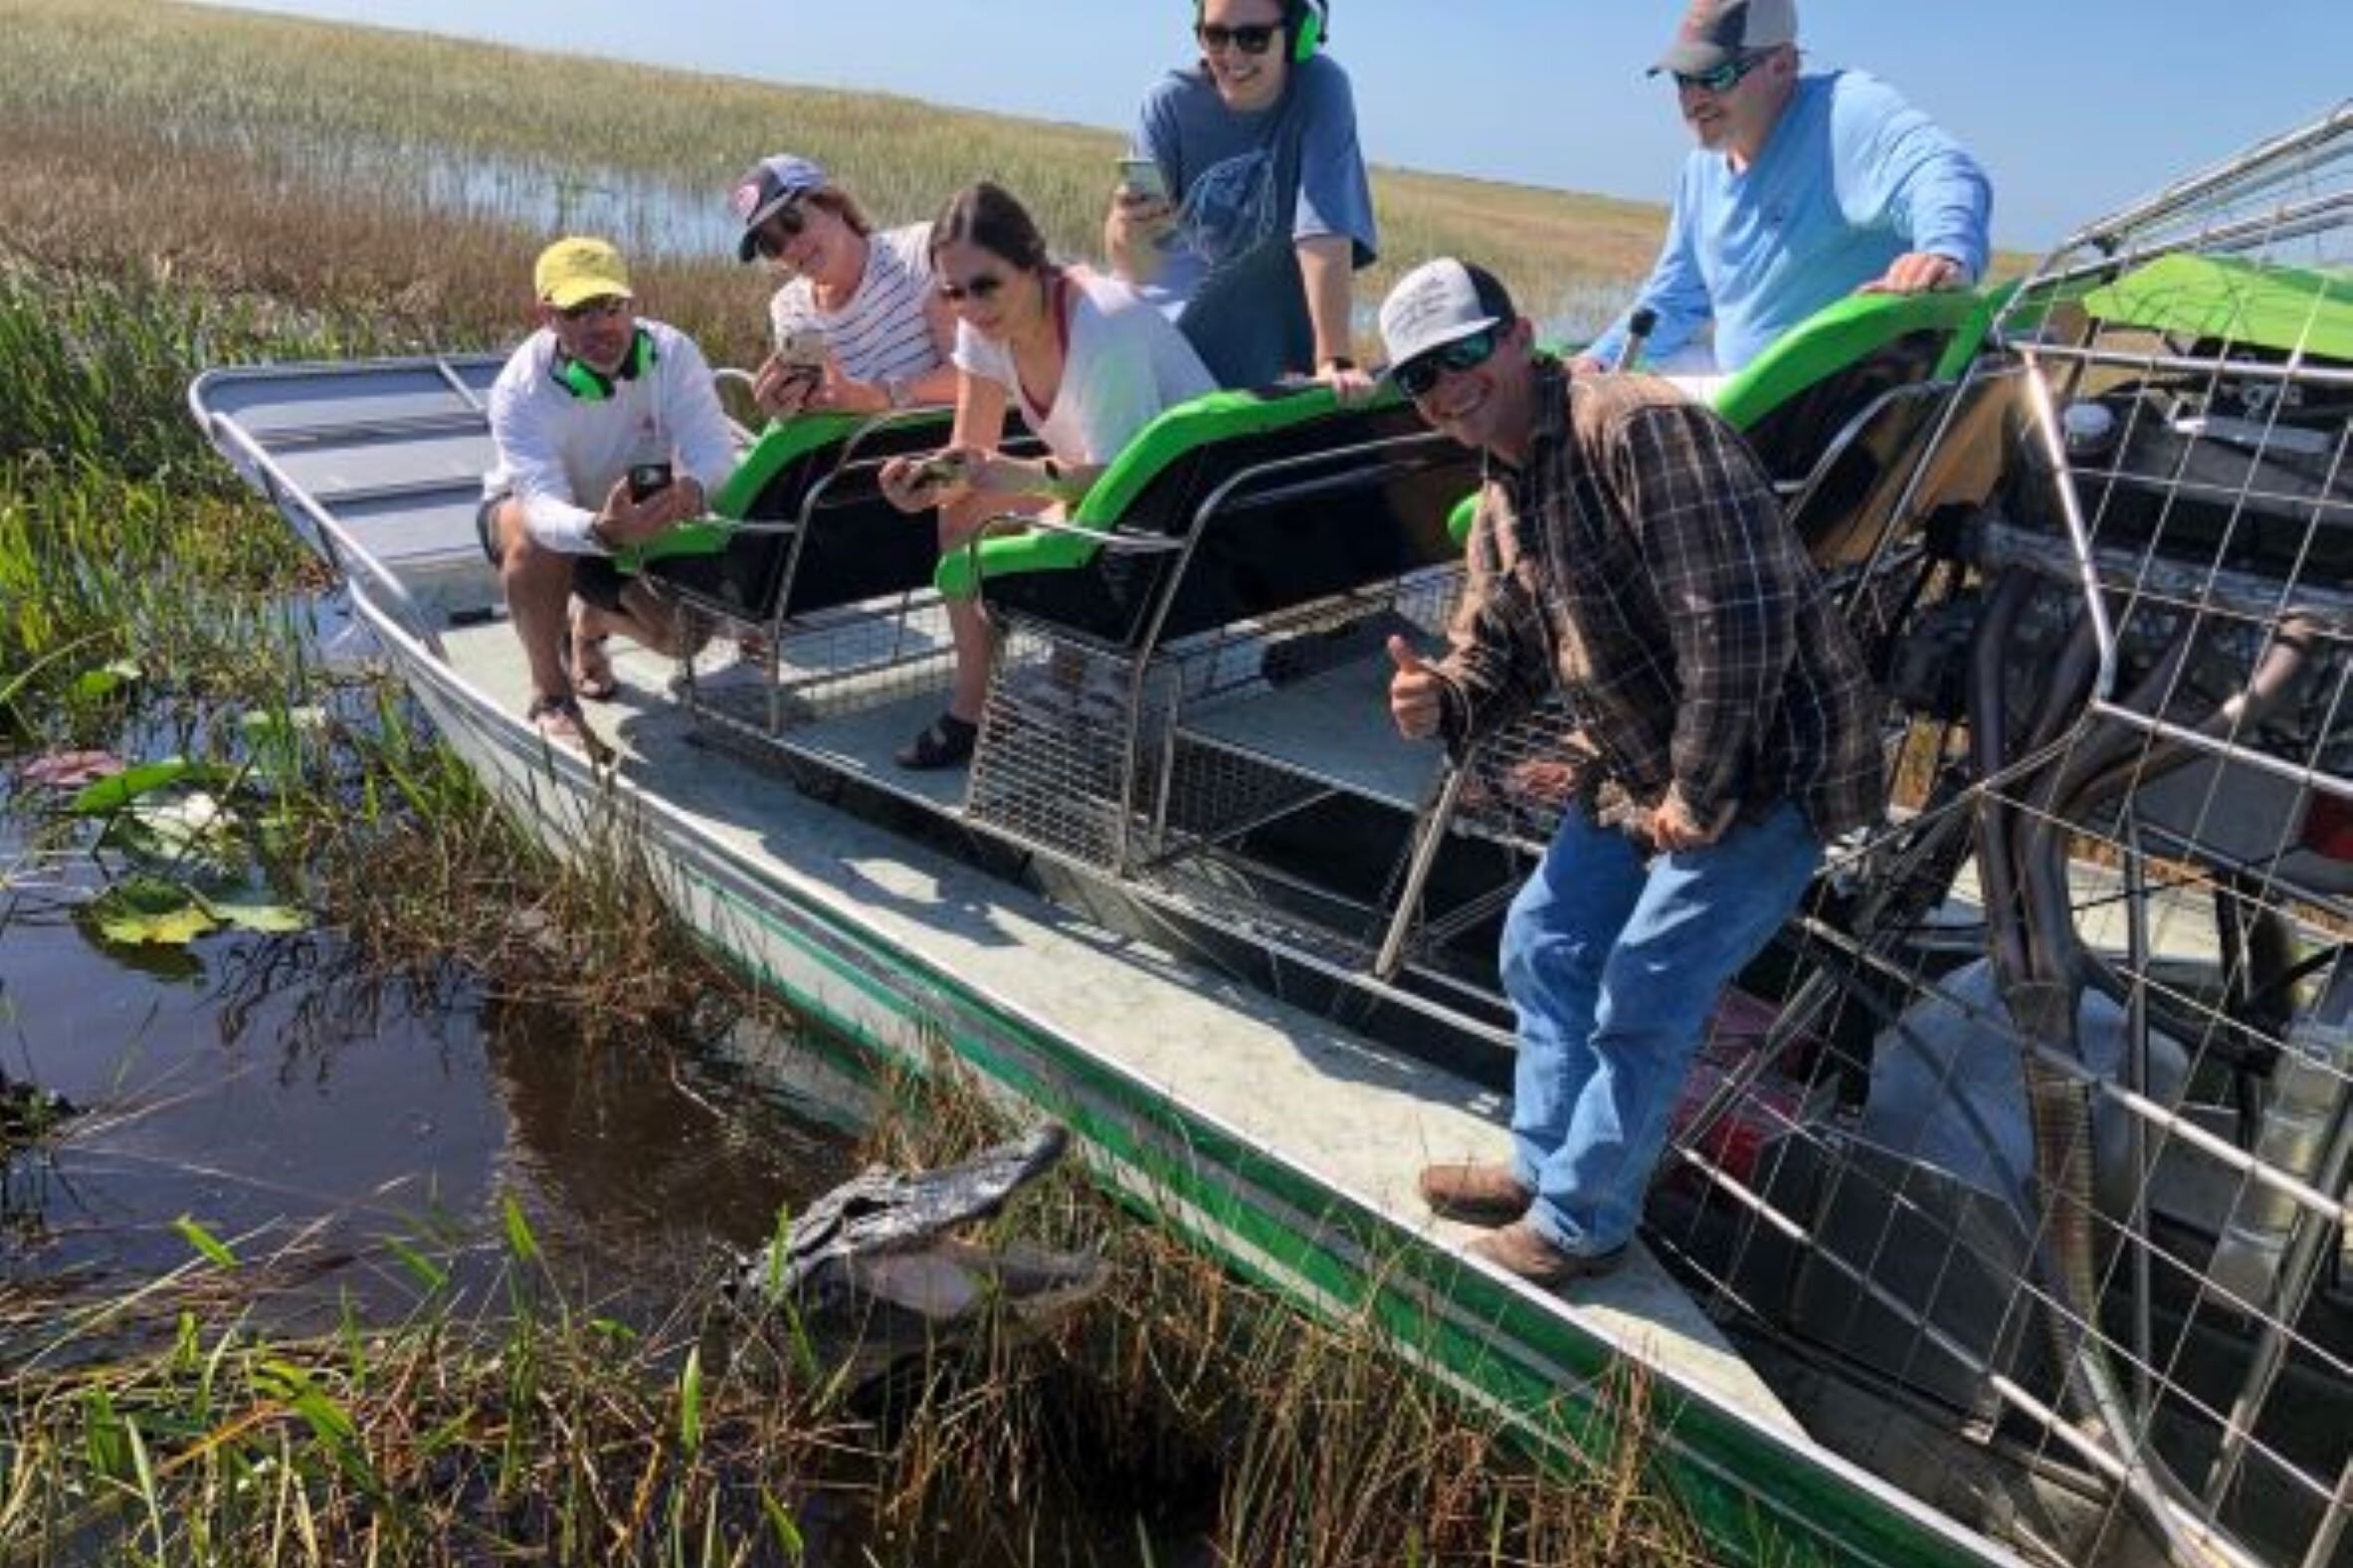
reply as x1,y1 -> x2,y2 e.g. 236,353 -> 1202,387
0,808 -> 859,1337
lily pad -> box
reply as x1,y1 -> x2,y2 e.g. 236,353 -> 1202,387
205,897 -> 310,935
69,757 -> 230,817
71,660 -> 144,704
21,750 -> 125,791
91,880 -> 221,946
113,792 -> 240,869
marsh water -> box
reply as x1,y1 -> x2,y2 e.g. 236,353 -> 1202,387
0,801 -> 861,1327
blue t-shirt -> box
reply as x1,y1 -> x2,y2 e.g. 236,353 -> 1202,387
1130,54 -> 1377,389
1587,71 -> 1993,374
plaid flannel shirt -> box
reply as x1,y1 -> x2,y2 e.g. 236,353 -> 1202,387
1434,359 -> 1883,842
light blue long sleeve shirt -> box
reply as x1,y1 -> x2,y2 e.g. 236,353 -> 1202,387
1587,71 -> 1992,374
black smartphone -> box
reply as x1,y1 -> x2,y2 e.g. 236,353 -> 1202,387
628,462 -> 674,502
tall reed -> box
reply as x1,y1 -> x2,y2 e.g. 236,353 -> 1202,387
0,0 -> 1657,358
0,1058 -> 1704,1566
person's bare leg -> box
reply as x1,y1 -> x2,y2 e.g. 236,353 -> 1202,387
938,495 -> 995,724
494,500 -> 576,706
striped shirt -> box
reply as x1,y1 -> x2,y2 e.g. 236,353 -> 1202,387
766,223 -> 942,387
1435,359 -> 1884,842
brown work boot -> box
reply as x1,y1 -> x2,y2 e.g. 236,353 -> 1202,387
1466,1221 -> 1628,1288
1417,1162 -> 1533,1227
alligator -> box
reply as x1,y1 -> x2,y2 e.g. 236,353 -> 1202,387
730,1121 -> 1109,1386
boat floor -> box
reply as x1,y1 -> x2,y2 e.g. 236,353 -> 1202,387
443,619 -> 1805,1438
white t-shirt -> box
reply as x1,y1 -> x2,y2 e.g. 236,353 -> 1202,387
953,268 -> 1216,466
767,223 -> 943,387
482,319 -> 738,555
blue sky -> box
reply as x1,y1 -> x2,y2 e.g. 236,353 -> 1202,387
200,1 -> 2347,248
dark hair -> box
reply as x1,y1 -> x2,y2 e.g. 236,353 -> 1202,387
1459,261 -> 1517,325
1193,0 -> 1323,55
928,181 -> 1052,275
805,187 -> 872,239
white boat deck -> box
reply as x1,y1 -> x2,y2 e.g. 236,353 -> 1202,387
445,620 -> 1804,1439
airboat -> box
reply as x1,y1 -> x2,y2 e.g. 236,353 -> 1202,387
191,104 -> 2352,1567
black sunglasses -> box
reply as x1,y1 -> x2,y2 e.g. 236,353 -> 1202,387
1673,51 -> 1769,94
1195,22 -> 1278,55
750,202 -> 809,260
937,273 -> 1007,304
1393,327 -> 1500,399
557,294 -> 629,323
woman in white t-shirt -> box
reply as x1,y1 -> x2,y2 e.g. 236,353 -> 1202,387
880,181 -> 1216,770
730,152 -> 960,418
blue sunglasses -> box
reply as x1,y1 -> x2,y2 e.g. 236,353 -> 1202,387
1674,51 -> 1770,94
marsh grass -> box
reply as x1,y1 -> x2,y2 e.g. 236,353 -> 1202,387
1,1058 -> 1705,1567
0,0 -> 1658,364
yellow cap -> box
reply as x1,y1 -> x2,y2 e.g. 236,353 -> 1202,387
533,237 -> 634,310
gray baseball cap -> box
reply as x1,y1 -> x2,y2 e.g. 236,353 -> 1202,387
1650,0 -> 1797,77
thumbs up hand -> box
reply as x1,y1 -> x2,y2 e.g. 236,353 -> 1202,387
1386,634 -> 1446,740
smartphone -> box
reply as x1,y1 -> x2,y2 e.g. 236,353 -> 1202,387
778,325 -> 827,373
910,454 -> 966,490
628,461 -> 675,502
1116,156 -> 1169,203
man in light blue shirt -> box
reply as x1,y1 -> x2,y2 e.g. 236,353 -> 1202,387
1578,0 -> 1992,377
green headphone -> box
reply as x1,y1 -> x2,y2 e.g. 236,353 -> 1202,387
1195,0 -> 1325,63
551,327 -> 658,401
1287,0 -> 1325,63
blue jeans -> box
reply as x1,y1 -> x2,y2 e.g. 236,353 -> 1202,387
1501,801 -> 1823,1258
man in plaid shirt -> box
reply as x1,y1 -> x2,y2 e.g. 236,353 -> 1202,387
1380,258 -> 1882,1286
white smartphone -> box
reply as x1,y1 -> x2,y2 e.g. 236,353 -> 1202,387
777,325 -> 827,373
1116,156 -> 1169,203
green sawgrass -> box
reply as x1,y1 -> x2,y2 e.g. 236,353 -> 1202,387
1,1064 -> 1705,1566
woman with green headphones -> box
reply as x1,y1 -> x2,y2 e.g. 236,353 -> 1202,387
1105,0 -> 1378,396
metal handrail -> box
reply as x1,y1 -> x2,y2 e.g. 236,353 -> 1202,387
187,366 -> 450,659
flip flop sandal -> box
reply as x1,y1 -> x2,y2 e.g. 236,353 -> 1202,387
526,692 -> 599,752
893,712 -> 978,771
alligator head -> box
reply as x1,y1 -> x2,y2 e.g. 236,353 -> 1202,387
731,1122 -> 1108,1383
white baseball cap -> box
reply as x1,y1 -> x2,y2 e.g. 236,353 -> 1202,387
1379,259 -> 1504,372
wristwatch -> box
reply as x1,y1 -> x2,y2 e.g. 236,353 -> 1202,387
587,514 -> 620,552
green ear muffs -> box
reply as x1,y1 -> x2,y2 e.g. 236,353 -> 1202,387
1289,0 -> 1325,62
551,327 -> 657,401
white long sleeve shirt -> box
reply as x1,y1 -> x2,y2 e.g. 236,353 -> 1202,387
482,319 -> 738,554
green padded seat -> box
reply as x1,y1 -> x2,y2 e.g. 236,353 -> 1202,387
637,408 -> 963,630
943,384 -> 1480,653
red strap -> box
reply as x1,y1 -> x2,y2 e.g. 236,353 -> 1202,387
1018,272 -> 1074,419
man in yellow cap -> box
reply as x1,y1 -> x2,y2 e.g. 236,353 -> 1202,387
479,236 -> 739,748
